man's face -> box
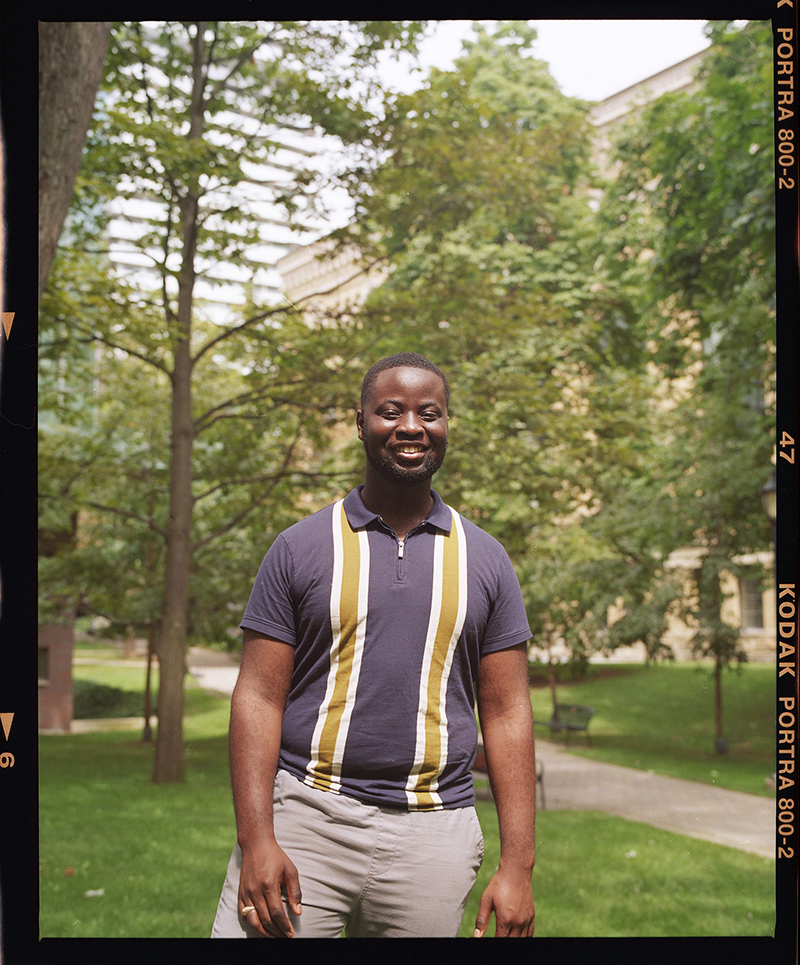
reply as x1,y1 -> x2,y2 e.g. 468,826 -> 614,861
357,366 -> 448,485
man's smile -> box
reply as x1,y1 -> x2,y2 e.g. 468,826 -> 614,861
394,444 -> 428,455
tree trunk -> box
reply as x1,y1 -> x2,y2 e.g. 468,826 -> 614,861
143,626 -> 155,742
142,492 -> 156,742
152,219 -> 196,782
710,569 -> 728,754
714,656 -> 727,753
38,21 -> 111,302
152,237 -> 195,783
152,24 -> 206,784
548,652 -> 558,718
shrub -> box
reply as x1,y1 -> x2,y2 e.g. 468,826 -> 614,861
72,679 -> 147,719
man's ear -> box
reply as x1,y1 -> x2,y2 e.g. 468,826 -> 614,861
356,409 -> 364,440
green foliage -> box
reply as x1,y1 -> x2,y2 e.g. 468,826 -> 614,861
72,679 -> 146,719
353,22 -> 590,257
348,20 -> 697,667
595,19 -> 775,679
38,21 -> 425,648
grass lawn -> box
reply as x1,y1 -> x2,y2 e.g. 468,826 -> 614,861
39,657 -> 777,939
39,685 -> 235,939
460,801 -> 774,938
529,662 -> 776,797
72,659 -> 159,697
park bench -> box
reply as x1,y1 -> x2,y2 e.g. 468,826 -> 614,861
534,703 -> 596,745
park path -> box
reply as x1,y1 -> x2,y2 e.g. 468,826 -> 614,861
186,648 -> 775,860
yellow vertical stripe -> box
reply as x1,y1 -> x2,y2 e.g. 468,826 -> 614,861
305,501 -> 369,793
406,509 -> 468,810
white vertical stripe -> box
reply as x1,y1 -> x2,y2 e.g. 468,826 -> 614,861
405,508 -> 468,808
329,525 -> 370,790
305,500 -> 346,786
305,500 -> 370,794
432,510 -> 468,791
405,528 -> 446,806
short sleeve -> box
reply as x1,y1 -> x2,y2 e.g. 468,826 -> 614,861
479,547 -> 531,655
240,535 -> 298,646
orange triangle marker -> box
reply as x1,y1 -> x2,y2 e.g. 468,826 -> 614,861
2,313 -> 14,339
0,713 -> 13,740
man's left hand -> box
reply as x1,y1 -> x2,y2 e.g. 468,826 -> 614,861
473,865 -> 535,938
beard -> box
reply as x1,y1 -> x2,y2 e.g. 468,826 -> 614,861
362,437 -> 447,485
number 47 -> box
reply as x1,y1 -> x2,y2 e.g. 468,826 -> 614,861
779,431 -> 795,463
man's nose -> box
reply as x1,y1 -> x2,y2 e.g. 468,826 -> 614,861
396,411 -> 424,436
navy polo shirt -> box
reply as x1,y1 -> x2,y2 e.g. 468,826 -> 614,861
241,486 -> 531,810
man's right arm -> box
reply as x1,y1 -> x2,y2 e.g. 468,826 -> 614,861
230,629 -> 301,938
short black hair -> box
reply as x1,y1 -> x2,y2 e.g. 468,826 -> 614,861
360,353 -> 450,410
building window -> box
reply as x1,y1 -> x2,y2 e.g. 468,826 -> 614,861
38,647 -> 50,686
739,577 -> 764,629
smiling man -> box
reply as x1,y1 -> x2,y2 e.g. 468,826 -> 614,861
211,353 -> 537,939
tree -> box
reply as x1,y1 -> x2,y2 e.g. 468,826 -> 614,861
37,24 -> 113,724
39,22 -> 112,302
40,20 -> 425,783
345,21 -> 669,675
595,20 -> 775,749
338,19 -> 776,738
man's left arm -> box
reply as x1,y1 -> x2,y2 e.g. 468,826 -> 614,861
474,642 -> 536,938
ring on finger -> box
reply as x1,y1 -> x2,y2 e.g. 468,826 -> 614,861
241,905 -> 256,918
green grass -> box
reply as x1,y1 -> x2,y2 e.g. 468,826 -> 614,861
530,662 -> 775,797
39,713 -> 775,939
73,640 -> 131,661
72,661 -> 159,697
459,801 -> 774,937
39,686 -> 235,938
39,656 -> 777,938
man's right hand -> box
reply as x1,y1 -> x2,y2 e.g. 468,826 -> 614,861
238,840 -> 303,938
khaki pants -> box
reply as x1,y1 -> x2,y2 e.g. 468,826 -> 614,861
212,768 -> 484,938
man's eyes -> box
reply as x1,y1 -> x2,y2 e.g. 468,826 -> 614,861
379,410 -> 441,420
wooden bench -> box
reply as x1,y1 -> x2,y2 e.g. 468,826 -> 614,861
473,737 -> 546,809
534,703 -> 596,745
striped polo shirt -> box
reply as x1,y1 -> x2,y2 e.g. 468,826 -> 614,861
241,486 -> 531,811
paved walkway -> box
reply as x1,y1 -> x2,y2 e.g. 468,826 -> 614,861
186,648 -> 776,860
534,741 -> 774,858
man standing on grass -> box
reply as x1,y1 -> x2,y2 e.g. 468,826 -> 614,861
211,353 -> 537,939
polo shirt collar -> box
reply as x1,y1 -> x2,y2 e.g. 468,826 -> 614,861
343,486 -> 453,533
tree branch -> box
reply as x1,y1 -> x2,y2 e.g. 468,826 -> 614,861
191,250 -> 386,366
193,381 -> 304,434
191,301 -> 295,365
192,430 -> 301,549
191,467 -> 356,551
204,35 -> 272,107
82,501 -> 169,539
74,328 -> 172,377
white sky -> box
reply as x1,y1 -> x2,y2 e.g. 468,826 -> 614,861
386,19 -> 712,102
